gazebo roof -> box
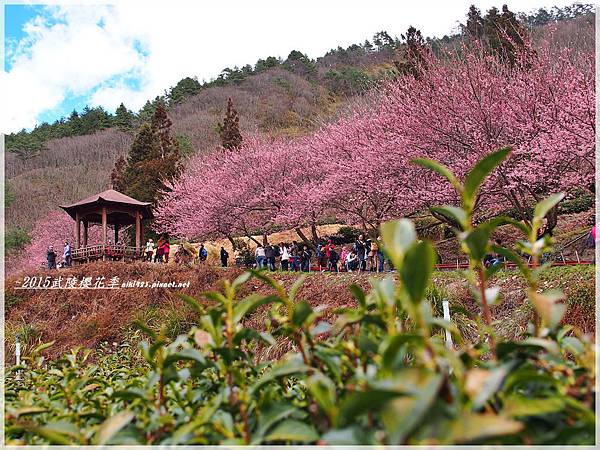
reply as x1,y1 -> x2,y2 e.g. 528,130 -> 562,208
60,189 -> 153,222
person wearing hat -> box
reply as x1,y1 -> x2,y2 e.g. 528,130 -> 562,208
144,239 -> 155,262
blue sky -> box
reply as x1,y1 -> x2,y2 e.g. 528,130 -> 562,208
1,0 -> 576,133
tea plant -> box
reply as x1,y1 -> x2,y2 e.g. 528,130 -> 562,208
6,149 -> 595,445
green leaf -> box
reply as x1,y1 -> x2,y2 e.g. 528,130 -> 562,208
31,341 -> 55,355
264,419 -> 318,443
112,388 -> 147,401
503,395 -> 565,417
381,334 -> 423,370
133,320 -> 157,340
306,373 -> 337,424
561,336 -> 584,356
233,328 -> 276,346
448,413 -> 523,444
291,300 -> 313,327
464,226 -> 491,261
233,294 -> 280,324
163,348 -> 207,367
412,158 -> 462,193
533,192 -> 565,224
430,205 -> 468,229
463,147 -> 512,207
380,219 -> 416,268
14,406 -> 48,417
400,241 -> 436,305
492,246 -> 530,280
177,293 -> 204,315
231,271 -> 252,290
529,289 -> 566,330
349,284 -> 367,308
202,290 -> 227,304
93,411 -> 134,445
320,427 -> 364,445
338,390 -> 402,426
470,363 -> 513,410
32,422 -> 79,445
289,274 -> 306,302
382,373 -> 443,444
251,358 -> 310,393
255,402 -> 301,439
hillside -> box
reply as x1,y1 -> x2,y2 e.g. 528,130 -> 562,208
5,261 -> 595,361
4,6 -> 595,249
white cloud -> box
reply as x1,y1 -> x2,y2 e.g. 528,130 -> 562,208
1,0 -> 578,133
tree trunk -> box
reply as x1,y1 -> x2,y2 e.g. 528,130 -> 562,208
431,209 -> 461,230
545,205 -> 559,235
310,222 -> 319,244
226,234 -> 237,250
262,233 -> 268,246
295,228 -> 316,250
245,234 -> 260,246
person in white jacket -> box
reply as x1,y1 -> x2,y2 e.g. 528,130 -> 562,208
255,244 -> 266,269
280,243 -> 290,271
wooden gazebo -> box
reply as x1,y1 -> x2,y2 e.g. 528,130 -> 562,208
60,189 -> 153,263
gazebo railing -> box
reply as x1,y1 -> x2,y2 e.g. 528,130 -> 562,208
72,244 -> 143,261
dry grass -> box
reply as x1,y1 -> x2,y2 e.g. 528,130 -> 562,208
5,262 -> 595,361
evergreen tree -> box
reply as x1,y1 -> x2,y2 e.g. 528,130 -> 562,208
168,77 -> 202,104
217,98 -> 243,150
110,155 -> 127,191
113,103 -> 135,131
465,5 -> 484,39
395,26 -> 429,79
119,106 -> 181,204
151,101 -> 177,158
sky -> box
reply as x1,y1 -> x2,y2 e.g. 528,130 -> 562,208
0,0 -> 580,134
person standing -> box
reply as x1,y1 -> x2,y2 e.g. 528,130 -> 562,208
234,248 -> 242,268
376,236 -> 385,272
220,246 -> 229,267
63,241 -> 72,267
354,234 -> 368,272
280,243 -> 290,271
154,237 -> 164,263
328,245 -> 339,272
265,243 -> 275,271
47,245 -> 57,269
290,241 -> 300,272
162,240 -> 171,264
144,239 -> 154,262
198,243 -> 208,263
255,244 -> 266,269
300,245 -> 312,272
340,246 -> 349,271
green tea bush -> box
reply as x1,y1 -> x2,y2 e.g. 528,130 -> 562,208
6,149 -> 595,445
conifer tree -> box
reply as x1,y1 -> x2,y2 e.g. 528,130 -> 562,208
113,103 -> 135,131
110,155 -> 127,192
217,98 -> 243,150
111,106 -> 181,204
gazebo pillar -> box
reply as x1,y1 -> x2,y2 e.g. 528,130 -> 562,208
74,212 -> 80,249
114,224 -> 119,244
83,221 -> 88,247
135,210 -> 141,250
102,207 -> 107,261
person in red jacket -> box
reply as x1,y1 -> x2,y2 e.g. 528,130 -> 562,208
162,239 -> 171,264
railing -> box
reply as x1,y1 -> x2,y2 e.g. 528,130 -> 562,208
71,245 -> 143,261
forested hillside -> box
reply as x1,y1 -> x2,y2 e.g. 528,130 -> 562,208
4,3 -> 594,257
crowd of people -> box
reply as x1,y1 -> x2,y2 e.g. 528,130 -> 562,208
230,234 -> 388,273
